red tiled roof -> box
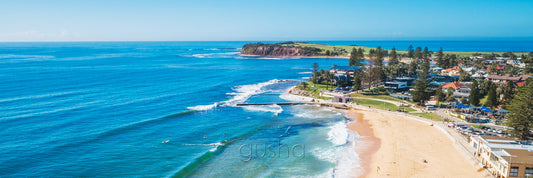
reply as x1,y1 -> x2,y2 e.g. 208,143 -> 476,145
442,81 -> 467,89
516,82 -> 526,87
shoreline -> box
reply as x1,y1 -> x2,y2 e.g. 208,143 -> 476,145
239,53 -> 410,62
280,86 -> 488,177
345,110 -> 380,178
239,53 -> 349,59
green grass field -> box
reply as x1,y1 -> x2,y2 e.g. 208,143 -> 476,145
351,93 -> 416,104
354,98 -> 416,112
408,112 -> 445,121
284,42 -> 528,57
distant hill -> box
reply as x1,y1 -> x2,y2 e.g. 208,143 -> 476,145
240,41 -> 528,58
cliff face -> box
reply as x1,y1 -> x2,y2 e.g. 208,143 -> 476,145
241,42 -> 322,57
246,46 -> 301,57
241,43 -> 302,57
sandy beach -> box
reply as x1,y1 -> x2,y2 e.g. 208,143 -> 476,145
348,109 -> 486,177
280,90 -> 486,177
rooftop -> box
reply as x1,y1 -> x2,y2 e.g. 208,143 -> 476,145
330,66 -> 362,71
442,81 -> 467,89
487,74 -> 531,81
501,149 -> 533,164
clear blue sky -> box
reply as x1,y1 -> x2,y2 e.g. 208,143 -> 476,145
1,0 -> 532,41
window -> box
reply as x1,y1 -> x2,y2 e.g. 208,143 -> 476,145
510,167 -> 519,177
526,168 -> 533,177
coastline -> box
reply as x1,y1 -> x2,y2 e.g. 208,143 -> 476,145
280,87 -> 488,177
239,53 -> 410,62
238,53 -> 349,59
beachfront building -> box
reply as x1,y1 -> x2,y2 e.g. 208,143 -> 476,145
329,66 -> 362,76
470,135 -> 533,178
384,81 -> 408,91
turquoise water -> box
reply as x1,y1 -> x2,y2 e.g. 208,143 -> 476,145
0,41 -> 531,177
0,42 -> 359,177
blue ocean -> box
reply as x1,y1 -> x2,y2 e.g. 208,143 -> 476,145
0,41 -> 531,177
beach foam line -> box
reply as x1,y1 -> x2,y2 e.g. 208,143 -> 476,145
328,122 -> 349,146
297,71 -> 313,74
242,104 -> 283,115
187,79 -> 282,111
190,52 -> 240,58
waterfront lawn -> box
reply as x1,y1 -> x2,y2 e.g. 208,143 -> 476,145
354,98 -> 415,112
408,112 -> 445,121
351,93 -> 417,104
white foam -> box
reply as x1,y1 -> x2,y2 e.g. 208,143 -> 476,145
328,122 -> 349,146
311,147 -> 337,163
243,104 -> 283,115
187,103 -> 218,111
209,142 -> 224,152
191,52 -> 240,58
224,79 -> 279,106
298,71 -> 313,74
334,129 -> 362,178
186,79 -> 280,111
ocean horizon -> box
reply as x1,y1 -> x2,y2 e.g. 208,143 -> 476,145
0,40 -> 531,177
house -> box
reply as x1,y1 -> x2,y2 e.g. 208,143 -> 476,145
442,81 -> 471,100
470,135 -> 533,178
441,66 -> 461,77
442,81 -> 467,90
487,74 -> 531,85
384,81 -> 408,91
429,67 -> 443,73
329,66 -> 363,76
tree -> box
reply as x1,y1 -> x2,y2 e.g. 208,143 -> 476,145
357,48 -> 364,59
312,63 -> 319,83
353,72 -> 362,90
408,61 -> 417,76
414,47 -> 422,60
507,78 -> 533,140
325,50 -> 331,56
460,97 -> 468,104
422,46 -> 429,58
421,58 -> 430,76
374,46 -> 383,67
503,80 -> 515,105
436,86 -> 446,102
437,47 -> 444,68
408,45 -> 414,59
389,47 -> 399,66
412,59 -> 430,104
485,82 -> 498,108
469,80 -> 480,106
446,87 -> 455,102
349,48 -> 358,66
459,69 -> 472,82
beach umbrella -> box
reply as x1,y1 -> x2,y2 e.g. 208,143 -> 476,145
457,103 -> 467,109
485,108 -> 493,113
480,105 -> 488,111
